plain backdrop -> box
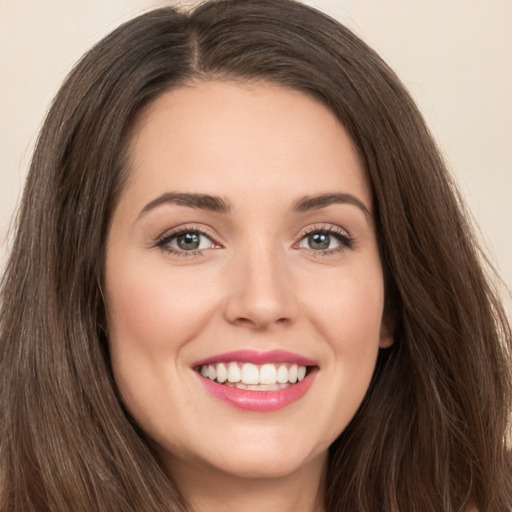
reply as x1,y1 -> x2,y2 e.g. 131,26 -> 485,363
1,0 -> 511,317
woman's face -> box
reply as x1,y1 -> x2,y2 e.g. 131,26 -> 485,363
104,81 -> 391,482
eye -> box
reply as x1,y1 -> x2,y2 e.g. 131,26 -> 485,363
297,227 -> 354,254
156,227 -> 218,255
299,231 -> 339,251
170,231 -> 212,251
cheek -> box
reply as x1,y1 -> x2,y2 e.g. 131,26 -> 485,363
105,256 -> 215,354
103,256 -> 215,433
305,267 -> 385,352
300,265 -> 385,433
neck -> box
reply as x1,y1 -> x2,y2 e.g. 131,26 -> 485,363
165,453 -> 327,512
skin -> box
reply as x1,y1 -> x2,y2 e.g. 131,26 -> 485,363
104,81 -> 392,512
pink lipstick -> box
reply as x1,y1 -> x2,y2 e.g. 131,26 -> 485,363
193,349 -> 316,367
192,350 -> 318,412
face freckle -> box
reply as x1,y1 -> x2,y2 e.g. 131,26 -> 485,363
104,80 -> 391,485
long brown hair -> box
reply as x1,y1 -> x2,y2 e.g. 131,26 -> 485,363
1,1 -> 510,510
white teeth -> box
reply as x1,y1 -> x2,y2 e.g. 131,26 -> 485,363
199,361 -> 309,388
259,363 -> 277,384
241,363 -> 259,384
288,364 -> 298,384
225,382 -> 290,391
227,361 -> 241,382
246,383 -> 281,391
276,364 -> 289,384
216,362 -> 228,383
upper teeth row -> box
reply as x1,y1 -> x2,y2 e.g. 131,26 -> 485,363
199,362 -> 307,385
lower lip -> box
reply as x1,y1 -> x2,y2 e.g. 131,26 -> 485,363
197,369 -> 317,412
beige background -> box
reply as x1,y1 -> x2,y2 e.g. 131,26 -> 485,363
1,1 -> 511,316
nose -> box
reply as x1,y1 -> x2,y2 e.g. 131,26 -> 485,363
223,246 -> 297,330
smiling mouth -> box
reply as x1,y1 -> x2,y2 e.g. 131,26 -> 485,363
196,362 -> 312,391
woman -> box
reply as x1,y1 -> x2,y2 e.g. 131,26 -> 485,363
1,0 -> 510,510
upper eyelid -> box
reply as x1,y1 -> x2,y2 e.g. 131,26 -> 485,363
157,223 -> 349,236
297,223 -> 352,239
155,224 -> 219,244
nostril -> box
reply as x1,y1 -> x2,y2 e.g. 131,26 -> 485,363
223,272 -> 298,328
231,315 -> 293,330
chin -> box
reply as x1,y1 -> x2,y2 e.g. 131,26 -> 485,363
160,431 -> 327,483
218,451 -> 319,480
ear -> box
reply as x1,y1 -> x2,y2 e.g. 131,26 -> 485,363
379,317 -> 394,349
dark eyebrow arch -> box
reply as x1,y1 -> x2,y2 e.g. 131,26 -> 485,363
138,192 -> 231,219
293,193 -> 371,216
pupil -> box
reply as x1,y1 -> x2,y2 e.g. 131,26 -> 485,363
177,232 -> 200,250
309,232 -> 330,250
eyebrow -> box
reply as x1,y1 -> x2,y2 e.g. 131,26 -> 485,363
137,191 -> 370,220
138,192 -> 231,219
293,193 -> 371,216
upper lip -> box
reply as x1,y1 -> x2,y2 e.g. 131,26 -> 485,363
192,349 -> 317,368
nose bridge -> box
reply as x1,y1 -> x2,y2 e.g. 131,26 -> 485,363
224,235 -> 296,329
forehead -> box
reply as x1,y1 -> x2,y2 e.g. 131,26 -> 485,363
123,80 -> 370,211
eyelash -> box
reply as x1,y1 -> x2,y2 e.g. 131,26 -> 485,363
154,224 -> 355,258
297,224 -> 355,256
154,224 -> 218,257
